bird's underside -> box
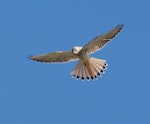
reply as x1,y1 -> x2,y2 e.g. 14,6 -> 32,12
29,24 -> 124,81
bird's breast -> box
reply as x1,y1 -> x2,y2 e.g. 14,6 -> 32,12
78,51 -> 90,62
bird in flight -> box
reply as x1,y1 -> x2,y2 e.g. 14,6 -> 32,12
29,24 -> 123,80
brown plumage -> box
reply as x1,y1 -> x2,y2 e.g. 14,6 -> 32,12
29,24 -> 124,80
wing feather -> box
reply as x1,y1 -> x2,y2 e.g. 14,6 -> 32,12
29,51 -> 78,63
82,24 -> 124,54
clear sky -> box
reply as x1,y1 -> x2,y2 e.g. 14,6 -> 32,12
0,0 -> 150,124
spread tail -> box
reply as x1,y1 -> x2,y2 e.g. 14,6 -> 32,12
71,57 -> 107,80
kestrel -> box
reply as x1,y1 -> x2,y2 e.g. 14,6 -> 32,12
29,24 -> 123,80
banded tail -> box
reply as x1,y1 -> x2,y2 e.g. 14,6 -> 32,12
71,57 -> 107,80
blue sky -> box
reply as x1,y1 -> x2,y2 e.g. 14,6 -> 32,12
0,0 -> 150,124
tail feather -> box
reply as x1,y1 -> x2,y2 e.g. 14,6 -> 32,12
92,59 -> 103,71
71,57 -> 107,80
72,61 -> 81,79
80,65 -> 85,80
82,64 -> 90,79
87,63 -> 97,79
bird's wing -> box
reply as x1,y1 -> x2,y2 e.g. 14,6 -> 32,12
82,24 -> 124,54
29,51 -> 78,63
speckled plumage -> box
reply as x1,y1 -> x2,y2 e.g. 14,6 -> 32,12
29,24 -> 123,80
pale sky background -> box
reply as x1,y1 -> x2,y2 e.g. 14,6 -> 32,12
0,0 -> 150,124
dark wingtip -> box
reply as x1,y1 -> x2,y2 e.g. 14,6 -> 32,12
27,55 -> 33,60
117,24 -> 124,29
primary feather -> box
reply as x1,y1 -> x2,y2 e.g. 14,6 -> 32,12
29,24 -> 124,81
29,51 -> 78,63
83,24 -> 124,54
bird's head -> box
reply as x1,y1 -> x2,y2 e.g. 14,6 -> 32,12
72,46 -> 83,54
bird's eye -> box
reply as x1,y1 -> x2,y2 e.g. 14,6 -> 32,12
72,48 -> 78,54
72,48 -> 75,52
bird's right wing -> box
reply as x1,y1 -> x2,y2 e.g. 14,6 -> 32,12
29,51 -> 78,63
82,24 -> 124,54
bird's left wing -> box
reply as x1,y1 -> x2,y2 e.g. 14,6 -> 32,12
82,24 -> 124,54
29,51 -> 78,63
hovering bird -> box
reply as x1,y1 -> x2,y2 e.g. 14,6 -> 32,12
29,24 -> 123,80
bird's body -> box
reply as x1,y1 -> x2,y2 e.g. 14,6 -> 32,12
29,24 -> 124,80
71,46 -> 107,80
73,46 -> 88,61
